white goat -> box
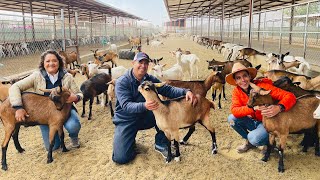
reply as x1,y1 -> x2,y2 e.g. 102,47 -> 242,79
175,51 -> 200,79
150,40 -> 164,48
151,63 -> 183,81
107,42 -> 117,53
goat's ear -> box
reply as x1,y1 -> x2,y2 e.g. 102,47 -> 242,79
284,52 -> 290,56
260,89 -> 271,95
154,82 -> 166,88
159,57 -> 163,61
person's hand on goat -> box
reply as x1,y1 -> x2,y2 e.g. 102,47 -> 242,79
186,91 -> 197,106
145,100 -> 159,110
254,105 -> 281,118
15,109 -> 29,122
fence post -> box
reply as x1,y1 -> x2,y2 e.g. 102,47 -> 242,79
303,2 -> 310,58
262,12 -> 266,51
279,8 -> 284,53
61,9 -> 66,51
75,11 -> 81,64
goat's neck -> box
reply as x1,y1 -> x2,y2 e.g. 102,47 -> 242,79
204,73 -> 218,91
309,75 -> 320,87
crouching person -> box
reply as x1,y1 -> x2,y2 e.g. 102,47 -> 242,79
9,50 -> 83,150
225,63 -> 296,153
112,52 -> 196,164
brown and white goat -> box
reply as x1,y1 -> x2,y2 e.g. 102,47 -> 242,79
0,86 -> 72,170
0,83 -> 10,102
138,81 -> 217,163
247,83 -> 320,173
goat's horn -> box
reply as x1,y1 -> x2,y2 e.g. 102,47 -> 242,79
39,88 -> 52,93
154,82 -> 166,88
249,83 -> 261,92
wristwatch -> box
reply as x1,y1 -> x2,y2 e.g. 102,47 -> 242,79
278,104 -> 285,112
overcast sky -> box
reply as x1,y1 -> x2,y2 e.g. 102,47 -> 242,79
99,0 -> 169,26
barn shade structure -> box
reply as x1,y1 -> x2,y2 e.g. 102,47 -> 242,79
0,0 -> 142,20
163,0 -> 313,47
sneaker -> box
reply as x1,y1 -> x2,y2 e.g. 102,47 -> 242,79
155,144 -> 168,159
236,141 -> 255,153
70,137 -> 80,148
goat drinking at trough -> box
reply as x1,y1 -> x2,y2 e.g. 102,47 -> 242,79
247,82 -> 319,173
138,81 -> 217,163
8,50 -> 83,154
111,52 -> 198,164
225,63 -> 296,155
0,86 -> 73,170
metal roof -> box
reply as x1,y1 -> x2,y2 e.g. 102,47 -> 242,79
164,0 -> 312,19
0,0 -> 143,20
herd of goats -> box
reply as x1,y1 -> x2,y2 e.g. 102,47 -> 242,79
0,33 -> 320,173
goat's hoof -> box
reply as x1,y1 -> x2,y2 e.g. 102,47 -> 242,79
212,149 -> 218,155
174,156 -> 181,162
88,117 -> 92,120
81,114 -> 85,118
218,107 -> 222,109
2,164 -> 7,171
179,140 -> 188,145
47,159 -> 53,164
278,166 -> 285,173
261,156 -> 269,162
62,148 -> 69,152
18,148 -> 25,153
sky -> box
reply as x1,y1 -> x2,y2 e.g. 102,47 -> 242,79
98,0 -> 169,26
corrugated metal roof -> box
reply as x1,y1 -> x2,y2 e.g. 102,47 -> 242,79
0,0 -> 143,20
164,0 -> 313,19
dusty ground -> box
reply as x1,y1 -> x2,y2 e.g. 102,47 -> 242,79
0,37 -> 319,179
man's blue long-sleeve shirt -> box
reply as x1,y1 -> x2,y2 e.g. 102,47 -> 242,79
113,69 -> 188,124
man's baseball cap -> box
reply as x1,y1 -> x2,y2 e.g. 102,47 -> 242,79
133,52 -> 150,62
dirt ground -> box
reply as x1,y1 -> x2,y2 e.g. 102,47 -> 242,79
0,37 -> 319,179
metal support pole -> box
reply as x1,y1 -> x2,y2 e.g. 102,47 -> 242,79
196,17 -> 198,35
61,9 -> 66,51
53,11 -> 57,39
75,11 -> 81,64
279,8 -> 284,53
201,16 -> 203,37
248,0 -> 254,48
22,4 -> 27,42
232,18 -> 234,43
29,0 -> 35,42
90,11 -> 92,41
68,4 -> 72,39
262,12 -> 266,51
303,2 -> 310,58
221,0 -> 224,41
257,0 -> 262,40
240,9 -> 242,43
208,9 -> 211,37
289,0 -> 295,44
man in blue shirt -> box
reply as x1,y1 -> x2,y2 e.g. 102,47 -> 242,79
112,52 -> 196,164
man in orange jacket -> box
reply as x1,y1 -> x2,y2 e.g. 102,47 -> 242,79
225,63 -> 296,153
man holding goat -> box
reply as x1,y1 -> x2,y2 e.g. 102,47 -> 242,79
112,52 -> 197,164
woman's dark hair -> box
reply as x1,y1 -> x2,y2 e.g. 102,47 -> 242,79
39,50 -> 64,71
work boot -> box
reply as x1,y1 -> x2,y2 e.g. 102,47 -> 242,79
237,140 -> 255,153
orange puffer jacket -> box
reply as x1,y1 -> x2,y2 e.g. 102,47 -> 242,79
230,78 -> 296,121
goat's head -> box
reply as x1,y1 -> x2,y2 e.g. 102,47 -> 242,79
40,85 -> 71,110
138,81 -> 164,101
247,83 -> 272,108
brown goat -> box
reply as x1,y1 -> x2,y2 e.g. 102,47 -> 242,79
138,81 -> 217,163
0,86 -> 72,170
247,83 -> 320,173
93,51 -> 118,68
58,51 -> 78,70
66,69 -> 79,77
238,48 -> 266,60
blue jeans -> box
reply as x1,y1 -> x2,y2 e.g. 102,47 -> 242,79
227,114 -> 269,146
40,109 -> 81,151
112,111 -> 168,164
